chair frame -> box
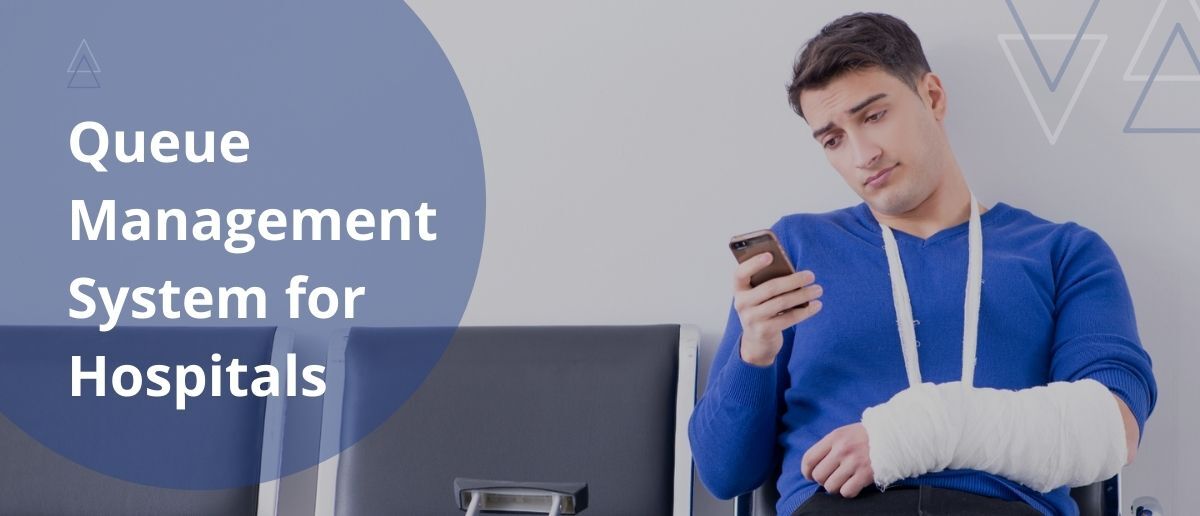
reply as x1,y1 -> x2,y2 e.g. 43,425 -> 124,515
255,327 -> 293,516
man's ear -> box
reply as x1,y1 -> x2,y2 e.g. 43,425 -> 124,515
921,72 -> 947,122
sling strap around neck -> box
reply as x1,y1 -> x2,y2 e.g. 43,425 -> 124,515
878,192 -> 983,388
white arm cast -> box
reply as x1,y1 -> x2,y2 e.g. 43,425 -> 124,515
861,379 -> 1127,493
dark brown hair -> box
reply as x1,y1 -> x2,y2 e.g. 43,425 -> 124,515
787,12 -> 931,119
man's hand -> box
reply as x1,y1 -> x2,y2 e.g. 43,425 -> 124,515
733,252 -> 824,366
801,422 -> 874,498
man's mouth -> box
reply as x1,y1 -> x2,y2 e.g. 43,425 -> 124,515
865,164 -> 898,186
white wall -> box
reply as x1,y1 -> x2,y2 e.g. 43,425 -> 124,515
408,1 -> 1198,514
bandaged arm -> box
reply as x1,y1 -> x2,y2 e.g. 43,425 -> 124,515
861,379 -> 1127,493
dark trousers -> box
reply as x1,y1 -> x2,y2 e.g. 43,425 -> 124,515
792,485 -> 1043,516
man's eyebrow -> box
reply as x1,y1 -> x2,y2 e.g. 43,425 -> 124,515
848,92 -> 888,115
810,93 -> 889,140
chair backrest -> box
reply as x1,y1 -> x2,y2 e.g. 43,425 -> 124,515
0,325 -> 288,516
735,476 -> 1119,516
319,325 -> 698,516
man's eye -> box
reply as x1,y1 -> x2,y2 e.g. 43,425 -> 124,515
867,110 -> 886,123
823,136 -> 840,149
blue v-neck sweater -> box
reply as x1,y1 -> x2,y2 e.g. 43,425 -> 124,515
689,202 -> 1157,516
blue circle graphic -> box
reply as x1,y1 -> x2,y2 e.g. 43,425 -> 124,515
0,1 -> 484,489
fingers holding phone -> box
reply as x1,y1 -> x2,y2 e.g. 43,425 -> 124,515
735,267 -> 824,366
754,270 -> 823,319
729,230 -> 825,366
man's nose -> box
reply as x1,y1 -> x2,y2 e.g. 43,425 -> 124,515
852,138 -> 882,170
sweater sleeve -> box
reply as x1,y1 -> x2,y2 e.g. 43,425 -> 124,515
1048,224 -> 1157,441
688,301 -> 795,499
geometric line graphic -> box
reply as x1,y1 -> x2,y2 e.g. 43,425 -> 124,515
1124,23 -> 1200,133
66,38 -> 101,72
66,38 -> 101,89
1005,0 -> 1101,92
999,34 -> 1107,144
1124,0 -> 1200,82
67,55 -> 101,89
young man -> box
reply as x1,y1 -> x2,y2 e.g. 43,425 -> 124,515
688,12 -> 1156,516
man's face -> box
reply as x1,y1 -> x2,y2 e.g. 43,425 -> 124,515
798,67 -> 946,216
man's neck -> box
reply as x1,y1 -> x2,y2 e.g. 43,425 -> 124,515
870,175 -> 988,240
